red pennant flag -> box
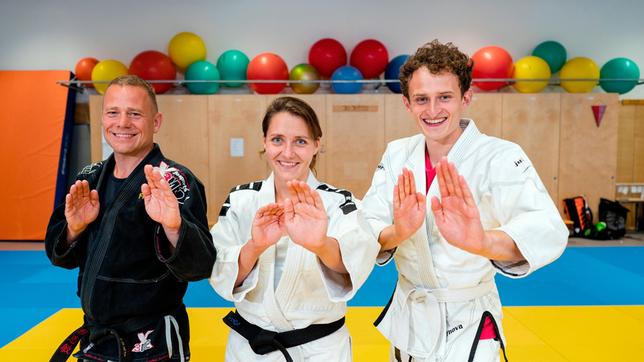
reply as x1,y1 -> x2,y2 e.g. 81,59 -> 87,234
592,104 -> 606,127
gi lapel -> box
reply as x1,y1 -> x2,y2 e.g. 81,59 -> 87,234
256,173 -> 294,332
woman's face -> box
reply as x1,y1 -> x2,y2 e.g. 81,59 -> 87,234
263,111 -> 320,184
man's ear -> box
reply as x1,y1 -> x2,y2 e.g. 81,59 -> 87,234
153,112 -> 163,133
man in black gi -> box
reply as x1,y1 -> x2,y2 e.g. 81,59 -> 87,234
45,75 -> 216,361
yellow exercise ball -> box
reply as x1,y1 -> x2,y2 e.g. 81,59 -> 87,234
512,56 -> 551,93
560,57 -> 599,93
91,59 -> 128,94
168,32 -> 207,70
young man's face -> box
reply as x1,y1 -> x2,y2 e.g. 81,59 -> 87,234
102,85 -> 161,160
403,67 -> 472,147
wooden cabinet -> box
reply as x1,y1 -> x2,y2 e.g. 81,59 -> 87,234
90,93 -> 622,224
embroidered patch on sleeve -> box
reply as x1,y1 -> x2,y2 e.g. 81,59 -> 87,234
156,161 -> 191,205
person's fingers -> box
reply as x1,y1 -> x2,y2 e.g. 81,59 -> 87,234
403,168 -> 411,196
90,189 -> 99,206
436,159 -> 448,197
397,174 -> 405,202
416,192 -> 426,209
65,193 -> 73,213
408,169 -> 417,195
310,189 -> 324,210
448,163 -> 464,199
393,184 -> 401,209
458,175 -> 476,208
141,183 -> 151,198
81,180 -> 90,200
440,158 -> 455,196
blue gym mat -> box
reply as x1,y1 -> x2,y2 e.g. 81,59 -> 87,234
1,246 -> 643,347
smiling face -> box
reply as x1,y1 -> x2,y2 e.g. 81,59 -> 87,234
101,85 -> 162,160
264,111 -> 320,184
403,67 -> 472,147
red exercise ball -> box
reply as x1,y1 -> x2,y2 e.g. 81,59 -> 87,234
308,38 -> 347,78
75,57 -> 99,88
350,39 -> 389,79
471,46 -> 513,91
247,52 -> 289,94
129,50 -> 177,94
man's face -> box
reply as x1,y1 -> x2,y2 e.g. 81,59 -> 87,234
102,85 -> 161,159
403,67 -> 472,147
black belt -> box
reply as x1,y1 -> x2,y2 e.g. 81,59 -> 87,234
223,310 -> 345,362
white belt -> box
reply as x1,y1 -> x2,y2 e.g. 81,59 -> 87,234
399,276 -> 495,303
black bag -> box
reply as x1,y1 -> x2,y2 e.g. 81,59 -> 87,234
598,198 -> 629,239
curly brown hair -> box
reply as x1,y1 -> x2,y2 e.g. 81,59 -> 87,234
399,40 -> 473,99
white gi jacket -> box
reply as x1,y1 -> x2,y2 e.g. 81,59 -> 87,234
210,172 -> 380,361
362,119 -> 568,359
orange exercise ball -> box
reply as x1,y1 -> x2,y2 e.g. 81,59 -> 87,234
75,57 -> 99,88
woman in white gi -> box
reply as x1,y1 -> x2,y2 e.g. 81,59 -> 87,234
210,96 -> 379,361
361,40 -> 569,361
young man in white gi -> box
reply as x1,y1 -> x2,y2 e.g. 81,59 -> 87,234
361,40 -> 569,362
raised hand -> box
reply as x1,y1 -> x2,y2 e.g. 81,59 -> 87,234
282,180 -> 329,254
430,158 -> 485,254
142,164 -> 182,235
64,180 -> 100,242
392,168 -> 427,243
250,203 -> 285,252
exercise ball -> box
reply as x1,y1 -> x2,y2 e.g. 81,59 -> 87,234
512,56 -> 551,93
472,46 -> 513,91
168,32 -> 207,70
290,63 -> 320,94
350,39 -> 389,79
331,65 -> 363,94
185,60 -> 220,94
560,57 -> 599,93
532,41 -> 567,73
129,50 -> 176,94
74,57 -> 99,88
91,59 -> 128,94
247,52 -> 289,94
309,38 -> 347,78
385,54 -> 409,93
599,57 -> 640,94
217,49 -> 249,87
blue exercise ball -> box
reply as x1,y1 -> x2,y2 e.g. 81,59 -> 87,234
385,54 -> 409,93
331,65 -> 363,94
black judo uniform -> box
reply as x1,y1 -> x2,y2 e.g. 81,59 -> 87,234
45,144 -> 215,361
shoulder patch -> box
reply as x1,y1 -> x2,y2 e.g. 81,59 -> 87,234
229,181 -> 263,193
79,162 -> 103,176
157,161 -> 191,205
316,184 -> 357,215
219,181 -> 263,216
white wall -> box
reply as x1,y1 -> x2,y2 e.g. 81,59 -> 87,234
2,0 -> 643,98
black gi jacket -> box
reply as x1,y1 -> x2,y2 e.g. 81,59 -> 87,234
45,144 -> 215,358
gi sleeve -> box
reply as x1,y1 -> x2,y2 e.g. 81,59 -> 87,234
44,202 -> 87,269
316,195 -> 380,302
487,145 -> 568,278
44,170 -> 95,270
361,147 -> 397,265
209,193 -> 259,302
155,173 -> 216,281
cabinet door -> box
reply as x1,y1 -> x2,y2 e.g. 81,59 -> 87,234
502,94 -> 561,204
559,93 -> 619,216
465,93 -> 502,137
325,94 -> 385,198
208,95 -> 269,225
155,95 -> 210,186
384,94 -> 418,143
634,105 -> 644,182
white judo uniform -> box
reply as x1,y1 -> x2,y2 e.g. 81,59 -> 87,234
210,172 -> 380,362
362,119 -> 569,361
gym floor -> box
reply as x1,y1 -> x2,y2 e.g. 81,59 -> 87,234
1,237 -> 643,361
